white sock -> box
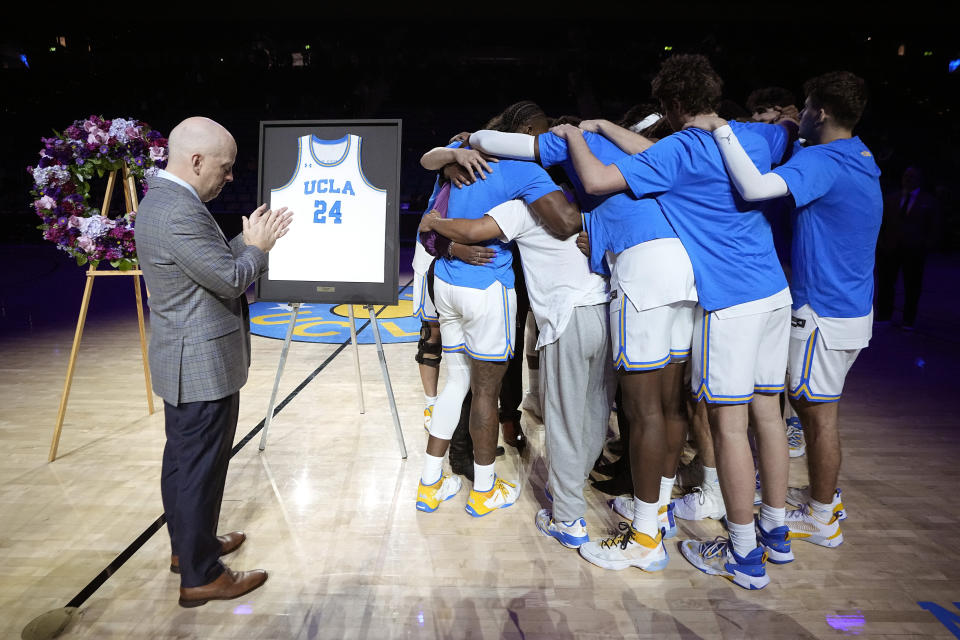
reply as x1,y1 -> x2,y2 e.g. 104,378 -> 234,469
727,520 -> 758,559
425,394 -> 437,407
808,498 -> 832,522
631,497 -> 660,538
421,453 -> 444,486
474,463 -> 495,492
759,504 -> 785,532
703,466 -> 719,486
659,476 -> 676,508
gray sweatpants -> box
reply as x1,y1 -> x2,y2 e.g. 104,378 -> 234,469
540,302 -> 616,522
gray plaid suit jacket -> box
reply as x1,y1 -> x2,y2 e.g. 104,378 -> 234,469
135,177 -> 268,405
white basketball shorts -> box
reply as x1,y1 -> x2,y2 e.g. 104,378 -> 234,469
412,271 -> 438,322
692,304 -> 790,404
610,293 -> 695,371
788,315 -> 861,403
434,278 -> 516,362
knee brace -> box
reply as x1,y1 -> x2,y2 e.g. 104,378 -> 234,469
415,321 -> 442,368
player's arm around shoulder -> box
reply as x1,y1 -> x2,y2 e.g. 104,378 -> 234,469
550,123 -> 627,197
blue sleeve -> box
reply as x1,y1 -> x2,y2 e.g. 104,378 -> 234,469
772,146 -> 838,208
537,133 -> 568,168
505,161 -> 561,204
737,122 -> 788,166
612,133 -> 685,199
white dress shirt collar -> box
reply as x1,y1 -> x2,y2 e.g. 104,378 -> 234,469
157,169 -> 202,203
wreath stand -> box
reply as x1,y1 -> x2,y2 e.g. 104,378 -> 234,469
48,165 -> 154,462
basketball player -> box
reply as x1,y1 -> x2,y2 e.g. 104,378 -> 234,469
414,103 -> 581,518
469,118 -> 695,572
685,70 -> 880,552
419,191 -> 611,547
554,54 -> 792,589
412,159 -> 497,434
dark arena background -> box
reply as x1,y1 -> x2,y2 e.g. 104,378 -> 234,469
2,12 -> 960,640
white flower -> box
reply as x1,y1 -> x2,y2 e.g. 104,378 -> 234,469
108,118 -> 136,143
32,166 -> 71,189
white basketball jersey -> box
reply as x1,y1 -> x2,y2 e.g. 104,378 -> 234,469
268,134 -> 387,282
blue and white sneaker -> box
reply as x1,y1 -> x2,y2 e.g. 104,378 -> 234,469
680,537 -> 770,590
535,509 -> 589,548
609,496 -> 678,539
756,517 -> 794,564
786,417 -> 806,457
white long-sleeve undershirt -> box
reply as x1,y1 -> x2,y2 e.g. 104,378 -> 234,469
468,130 -> 536,160
712,124 -> 790,202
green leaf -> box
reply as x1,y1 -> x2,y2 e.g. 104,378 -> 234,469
76,255 -> 88,266
110,259 -> 120,268
117,259 -> 133,271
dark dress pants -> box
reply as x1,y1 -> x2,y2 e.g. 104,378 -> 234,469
877,247 -> 926,325
161,392 -> 240,588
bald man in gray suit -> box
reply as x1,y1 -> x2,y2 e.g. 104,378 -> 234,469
135,117 -> 291,607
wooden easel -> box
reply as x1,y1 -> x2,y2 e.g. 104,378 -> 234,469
48,165 -> 155,462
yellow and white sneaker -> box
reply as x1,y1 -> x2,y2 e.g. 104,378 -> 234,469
785,504 -> 844,547
423,405 -> 434,433
609,496 -> 677,539
416,474 -> 462,513
579,522 -> 669,571
786,486 -> 847,521
465,476 -> 519,517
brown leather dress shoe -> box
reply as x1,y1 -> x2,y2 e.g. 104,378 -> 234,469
170,531 -> 246,574
178,567 -> 267,608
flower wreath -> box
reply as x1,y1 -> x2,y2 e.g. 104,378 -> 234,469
27,116 -> 168,270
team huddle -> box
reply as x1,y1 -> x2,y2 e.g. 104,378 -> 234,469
409,54 -> 881,590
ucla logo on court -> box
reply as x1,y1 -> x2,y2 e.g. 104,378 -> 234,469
249,285 -> 420,344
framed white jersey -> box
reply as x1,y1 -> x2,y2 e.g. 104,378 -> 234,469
255,120 -> 401,305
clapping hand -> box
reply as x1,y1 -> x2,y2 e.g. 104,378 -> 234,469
243,204 -> 293,252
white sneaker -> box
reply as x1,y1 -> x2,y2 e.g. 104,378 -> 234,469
786,417 -> 806,457
579,523 -> 669,571
535,509 -> 589,548
521,390 -> 542,420
672,483 -> 726,521
785,503 -> 844,547
609,496 -> 677,539
785,487 -> 847,521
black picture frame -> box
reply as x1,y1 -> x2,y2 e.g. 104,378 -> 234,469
254,119 -> 401,305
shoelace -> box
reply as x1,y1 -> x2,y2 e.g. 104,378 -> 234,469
489,478 -> 514,502
600,522 -> 634,550
688,486 -> 707,506
699,536 -> 730,559
786,426 -> 803,447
